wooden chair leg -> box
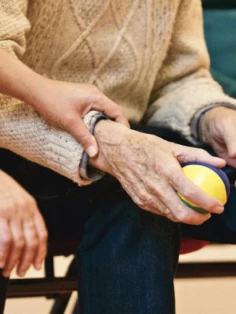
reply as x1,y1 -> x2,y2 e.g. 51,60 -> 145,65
0,270 -> 9,314
72,300 -> 79,314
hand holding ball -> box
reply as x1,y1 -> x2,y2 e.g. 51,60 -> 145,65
179,162 -> 230,214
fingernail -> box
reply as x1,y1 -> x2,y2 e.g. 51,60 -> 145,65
87,146 -> 97,158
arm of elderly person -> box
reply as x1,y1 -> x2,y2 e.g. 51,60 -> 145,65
89,119 -> 225,226
144,0 -> 236,142
89,0 -> 236,226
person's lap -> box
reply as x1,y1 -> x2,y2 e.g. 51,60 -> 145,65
1,122 -> 236,239
1,124 -> 236,243
76,197 -> 179,313
1,124 -> 236,313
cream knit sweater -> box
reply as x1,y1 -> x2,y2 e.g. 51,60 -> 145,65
0,0 -> 235,185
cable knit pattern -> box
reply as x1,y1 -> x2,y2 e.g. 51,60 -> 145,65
0,0 -> 236,184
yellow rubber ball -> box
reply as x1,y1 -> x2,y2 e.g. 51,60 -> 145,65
179,162 -> 230,214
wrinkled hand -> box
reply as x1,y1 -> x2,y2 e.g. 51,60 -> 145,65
91,120 -> 225,225
32,79 -> 129,157
199,107 -> 236,168
0,170 -> 47,278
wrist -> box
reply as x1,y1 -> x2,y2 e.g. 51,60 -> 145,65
90,119 -> 131,174
25,76 -> 53,110
94,119 -> 129,143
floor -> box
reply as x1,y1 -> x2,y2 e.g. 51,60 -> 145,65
4,245 -> 236,314
176,245 -> 236,314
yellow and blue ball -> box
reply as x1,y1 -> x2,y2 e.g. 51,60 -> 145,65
179,162 -> 230,214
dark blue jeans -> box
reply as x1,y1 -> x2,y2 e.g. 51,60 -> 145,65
1,125 -> 236,314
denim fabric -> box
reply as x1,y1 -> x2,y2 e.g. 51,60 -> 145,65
77,200 -> 180,314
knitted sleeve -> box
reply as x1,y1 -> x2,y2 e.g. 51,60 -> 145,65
0,0 -> 30,57
145,0 -> 236,143
0,1 -> 101,186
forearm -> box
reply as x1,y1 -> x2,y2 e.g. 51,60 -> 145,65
0,48 -> 48,108
146,0 -> 236,142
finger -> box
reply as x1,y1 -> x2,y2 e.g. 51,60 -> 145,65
102,99 -> 130,127
145,179 -> 212,225
162,187 -> 211,225
17,220 -> 38,277
91,96 -> 130,128
66,117 -> 99,158
171,167 -> 224,214
139,198 -> 177,221
131,183 -> 172,216
223,156 -> 236,168
132,193 -> 169,214
212,137 -> 236,167
0,219 -> 12,273
174,145 -> 226,168
2,221 -> 25,278
33,213 -> 48,270
123,175 -> 175,220
129,182 -> 179,221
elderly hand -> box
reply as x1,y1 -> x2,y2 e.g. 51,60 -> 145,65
0,170 -> 47,278
91,120 -> 225,226
199,107 -> 236,168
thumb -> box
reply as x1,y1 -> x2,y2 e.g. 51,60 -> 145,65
68,118 -> 98,158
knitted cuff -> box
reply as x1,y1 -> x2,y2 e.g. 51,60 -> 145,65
80,112 -> 109,181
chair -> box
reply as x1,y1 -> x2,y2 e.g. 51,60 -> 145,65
0,237 -> 79,314
2,242 -> 236,314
